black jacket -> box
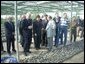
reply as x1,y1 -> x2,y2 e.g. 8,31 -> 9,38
33,19 -> 43,36
4,21 -> 15,36
53,17 -> 61,24
22,19 -> 32,37
42,19 -> 48,29
19,20 -> 23,35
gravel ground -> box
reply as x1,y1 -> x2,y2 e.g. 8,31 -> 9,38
1,25 -> 84,63
63,52 -> 84,63
19,39 -> 84,63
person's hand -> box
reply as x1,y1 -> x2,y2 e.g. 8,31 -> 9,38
12,32 -> 15,35
35,33 -> 37,36
44,29 -> 46,32
28,26 -> 32,29
42,28 -> 44,30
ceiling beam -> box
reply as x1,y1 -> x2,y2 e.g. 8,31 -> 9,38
75,1 -> 84,5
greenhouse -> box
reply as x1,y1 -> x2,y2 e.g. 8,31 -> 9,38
1,1 -> 84,63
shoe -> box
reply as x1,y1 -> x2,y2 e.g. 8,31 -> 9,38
27,50 -> 31,53
36,48 -> 39,50
41,44 -> 44,46
3,50 -> 6,52
60,43 -> 63,45
24,52 -> 28,56
38,47 -> 41,49
48,49 -> 51,52
53,45 -> 56,46
55,45 -> 58,48
45,44 -> 47,47
8,52 -> 12,55
28,51 -> 31,53
1,50 -> 6,53
12,50 -> 16,52
22,45 -> 24,47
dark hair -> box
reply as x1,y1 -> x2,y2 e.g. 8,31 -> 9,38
44,14 -> 48,16
36,15 -> 40,19
49,16 -> 52,19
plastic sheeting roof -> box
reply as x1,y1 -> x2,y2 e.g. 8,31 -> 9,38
1,1 -> 84,15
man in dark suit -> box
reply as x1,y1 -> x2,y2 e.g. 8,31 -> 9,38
26,13 -> 32,53
19,15 -> 25,47
33,15 -> 43,50
22,14 -> 32,56
53,13 -> 61,47
41,14 -> 48,47
4,17 -> 16,55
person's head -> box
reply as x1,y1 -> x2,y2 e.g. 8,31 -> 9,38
63,13 -> 67,19
72,16 -> 76,22
55,12 -> 59,17
77,16 -> 80,19
36,15 -> 40,21
21,15 -> 26,20
40,15 -> 44,20
8,16 -> 13,22
44,14 -> 48,20
47,16 -> 52,21
26,12 -> 31,19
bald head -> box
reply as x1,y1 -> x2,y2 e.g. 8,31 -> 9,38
63,13 -> 67,19
21,15 -> 26,20
8,16 -> 13,22
26,13 -> 31,19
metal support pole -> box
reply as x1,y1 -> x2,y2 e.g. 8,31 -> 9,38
70,1 -> 73,37
76,3 -> 79,17
37,4 -> 39,14
71,1 -> 73,21
77,4 -> 80,16
15,1 -> 19,62
34,4 -> 36,19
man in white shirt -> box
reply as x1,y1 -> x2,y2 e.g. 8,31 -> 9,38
46,16 -> 56,51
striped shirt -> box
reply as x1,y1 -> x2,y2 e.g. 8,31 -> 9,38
60,18 -> 68,26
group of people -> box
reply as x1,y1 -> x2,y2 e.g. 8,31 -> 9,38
76,16 -> 84,38
1,12 -> 84,56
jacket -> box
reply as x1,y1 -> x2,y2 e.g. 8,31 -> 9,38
46,19 -> 56,37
